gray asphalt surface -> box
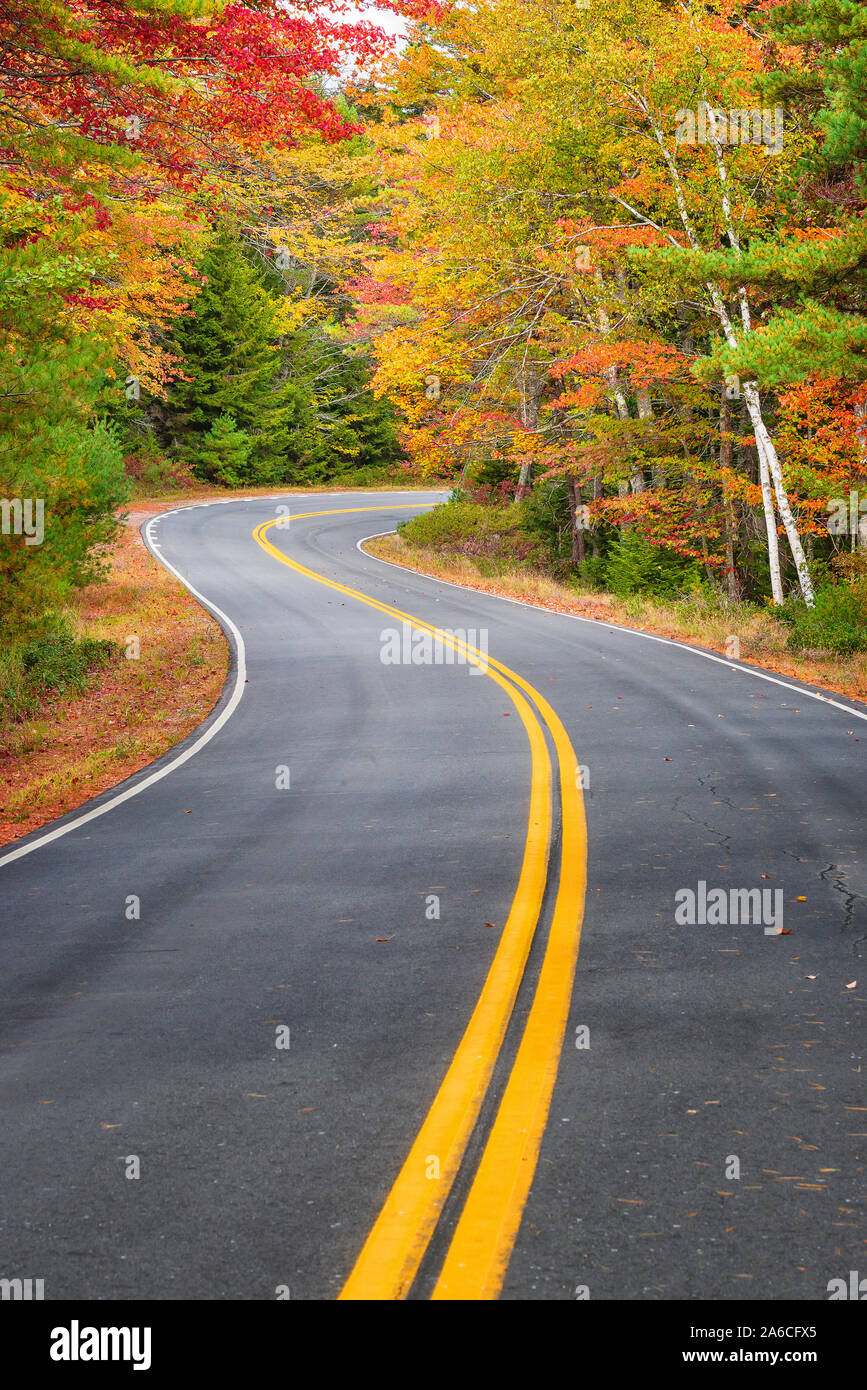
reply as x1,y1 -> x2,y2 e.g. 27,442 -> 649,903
0,491 -> 864,1301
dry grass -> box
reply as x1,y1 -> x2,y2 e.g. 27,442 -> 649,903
365,534 -> 867,706
0,486 -> 448,846
0,508 -> 229,846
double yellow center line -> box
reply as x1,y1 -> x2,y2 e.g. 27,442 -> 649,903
253,506 -> 588,1300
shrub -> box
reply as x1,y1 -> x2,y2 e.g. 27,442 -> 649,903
399,500 -> 498,547
123,437 -> 198,496
398,498 -> 527,570
783,579 -> 867,655
603,528 -> 703,598
0,616 -> 117,727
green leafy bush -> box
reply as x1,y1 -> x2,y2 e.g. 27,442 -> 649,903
783,581 -> 867,655
0,616 -> 117,727
398,498 -> 526,569
399,500 -> 502,546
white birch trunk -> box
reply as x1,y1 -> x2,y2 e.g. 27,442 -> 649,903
638,98 -> 815,605
756,430 -> 784,605
705,105 -> 814,606
854,397 -> 867,548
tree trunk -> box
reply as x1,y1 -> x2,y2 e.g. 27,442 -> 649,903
515,364 -> 542,502
589,471 -> 601,557
854,396 -> 867,548
742,382 -> 813,605
568,476 -> 586,564
598,300 -> 643,495
700,533 -> 723,595
718,391 -> 741,603
757,432 -> 784,606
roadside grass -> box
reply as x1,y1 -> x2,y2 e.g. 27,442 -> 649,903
365,533 -> 867,706
0,512 -> 229,846
0,482 -> 448,848
7,489 -> 861,849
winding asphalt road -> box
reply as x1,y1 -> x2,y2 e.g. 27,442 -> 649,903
0,491 -> 864,1301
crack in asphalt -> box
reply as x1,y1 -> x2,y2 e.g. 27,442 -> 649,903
678,783 -> 865,956
672,787 -> 735,849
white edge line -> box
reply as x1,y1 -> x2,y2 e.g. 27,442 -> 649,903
0,512 -> 247,869
356,530 -> 867,725
0,492 -> 447,870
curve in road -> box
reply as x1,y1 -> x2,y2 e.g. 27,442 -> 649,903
252,511 -> 587,1298
0,492 -> 863,1302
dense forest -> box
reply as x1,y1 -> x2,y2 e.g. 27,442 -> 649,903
2,0 -> 866,680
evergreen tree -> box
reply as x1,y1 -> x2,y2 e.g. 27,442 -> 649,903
604,529 -> 703,600
277,332 -> 408,489
192,414 -> 254,487
164,230 -> 295,471
303,340 -> 406,480
769,0 -> 867,192
713,0 -> 867,388
163,235 -> 405,485
0,219 -> 129,643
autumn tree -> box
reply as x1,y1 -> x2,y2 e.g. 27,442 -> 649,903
363,0 -> 867,605
0,0 -> 403,639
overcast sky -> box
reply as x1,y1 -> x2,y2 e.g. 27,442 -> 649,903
327,3 -> 409,86
343,3 -> 408,42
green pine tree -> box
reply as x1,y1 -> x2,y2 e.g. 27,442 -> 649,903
706,0 -> 867,387
164,230 -> 295,472
768,1 -> 867,192
274,327 -> 405,483
0,217 -> 129,644
191,413 -> 254,486
308,343 -> 406,480
604,528 -> 702,599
